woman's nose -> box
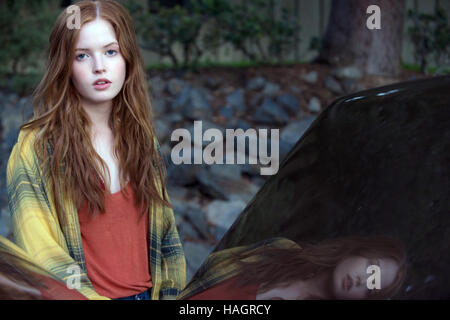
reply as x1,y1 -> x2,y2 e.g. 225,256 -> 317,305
356,275 -> 363,286
93,55 -> 106,74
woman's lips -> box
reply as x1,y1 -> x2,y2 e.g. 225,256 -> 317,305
92,78 -> 111,90
93,82 -> 111,90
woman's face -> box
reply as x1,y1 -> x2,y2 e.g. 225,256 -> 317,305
332,255 -> 400,299
71,18 -> 126,108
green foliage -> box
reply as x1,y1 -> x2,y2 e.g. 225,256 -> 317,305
407,6 -> 450,75
123,0 -> 213,70
0,0 -> 59,95
204,0 -> 298,64
125,0 -> 300,69
309,36 -> 323,52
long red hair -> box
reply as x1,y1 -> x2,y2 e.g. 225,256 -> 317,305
19,0 -> 169,221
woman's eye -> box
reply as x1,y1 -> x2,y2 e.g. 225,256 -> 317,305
106,49 -> 117,56
76,53 -> 87,60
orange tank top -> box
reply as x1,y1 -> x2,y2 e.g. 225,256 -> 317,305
77,180 -> 152,299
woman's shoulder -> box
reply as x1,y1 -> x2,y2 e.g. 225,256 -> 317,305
12,128 -> 40,158
7,128 -> 45,177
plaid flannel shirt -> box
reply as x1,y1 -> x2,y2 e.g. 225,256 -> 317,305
6,128 -> 186,300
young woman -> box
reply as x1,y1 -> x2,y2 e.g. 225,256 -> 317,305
179,235 -> 406,300
6,0 -> 185,300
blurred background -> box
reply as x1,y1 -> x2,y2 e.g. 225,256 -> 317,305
0,0 -> 449,282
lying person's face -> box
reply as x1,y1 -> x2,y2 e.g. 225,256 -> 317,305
332,255 -> 399,299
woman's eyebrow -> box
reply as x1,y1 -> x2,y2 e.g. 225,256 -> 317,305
75,41 -> 119,51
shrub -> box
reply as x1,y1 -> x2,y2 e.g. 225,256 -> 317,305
0,0 -> 58,95
209,0 -> 298,64
407,6 -> 450,75
123,0 -> 215,70
125,0 -> 299,69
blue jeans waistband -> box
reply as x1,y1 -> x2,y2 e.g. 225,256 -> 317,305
114,287 -> 153,300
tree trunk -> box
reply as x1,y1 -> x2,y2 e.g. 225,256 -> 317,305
317,0 -> 406,77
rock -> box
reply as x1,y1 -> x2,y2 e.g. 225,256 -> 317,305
206,199 -> 246,231
253,98 -> 290,125
325,76 -> 344,95
148,76 -> 166,97
183,241 -> 215,282
308,97 -> 322,113
262,82 -> 281,97
280,116 -> 316,146
166,163 -> 201,186
182,202 -> 210,240
198,87 -> 214,102
341,79 -> 367,93
3,128 -> 20,153
247,77 -> 266,91
240,163 -> 261,177
251,176 -> 266,188
159,143 -> 171,160
212,225 -> 229,243
228,119 -> 251,131
182,88 -> 213,120
301,71 -> 318,84
276,93 -> 301,115
167,186 -> 189,201
278,138 -> 295,162
0,208 -> 10,237
332,66 -> 363,80
219,106 -> 234,119
249,93 -> 264,108
172,85 -> 191,111
177,217 -> 200,240
167,78 -> 187,96
204,77 -> 220,90
197,164 -> 263,203
151,98 -> 169,116
0,97 -> 32,149
209,164 -> 242,182
17,96 -> 34,120
289,86 -> 303,94
153,119 -> 171,141
164,112 -> 183,123
174,210 -> 183,228
197,168 -> 229,200
4,92 -> 19,106
226,89 -> 246,114
228,183 -> 261,204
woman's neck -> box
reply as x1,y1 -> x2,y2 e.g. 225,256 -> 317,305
81,99 -> 113,134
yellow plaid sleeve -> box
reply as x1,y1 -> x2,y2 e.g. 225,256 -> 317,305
6,135 -> 109,300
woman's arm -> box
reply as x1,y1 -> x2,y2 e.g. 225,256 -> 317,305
153,137 -> 186,300
6,138 -> 109,300
159,192 -> 187,300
